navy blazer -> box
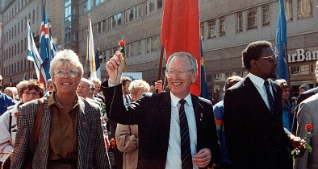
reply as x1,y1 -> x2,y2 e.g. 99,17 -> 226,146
102,81 -> 219,169
224,77 -> 292,169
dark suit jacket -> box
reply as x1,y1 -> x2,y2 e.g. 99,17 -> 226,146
223,77 -> 292,169
102,82 -> 219,169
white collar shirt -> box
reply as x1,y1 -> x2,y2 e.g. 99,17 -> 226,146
165,92 -> 198,169
247,73 -> 274,110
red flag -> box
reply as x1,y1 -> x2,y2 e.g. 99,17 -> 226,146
160,0 -> 201,96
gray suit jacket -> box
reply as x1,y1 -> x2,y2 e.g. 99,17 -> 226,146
10,95 -> 110,169
294,93 -> 318,169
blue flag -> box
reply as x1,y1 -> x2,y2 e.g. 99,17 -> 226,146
200,40 -> 209,99
39,6 -> 51,88
276,0 -> 288,81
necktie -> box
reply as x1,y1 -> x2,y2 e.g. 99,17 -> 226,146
264,80 -> 275,114
179,99 -> 193,169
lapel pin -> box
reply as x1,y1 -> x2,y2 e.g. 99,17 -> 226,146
200,113 -> 203,121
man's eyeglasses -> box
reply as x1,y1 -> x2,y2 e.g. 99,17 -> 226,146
258,55 -> 278,63
54,69 -> 79,78
165,69 -> 194,78
23,91 -> 40,96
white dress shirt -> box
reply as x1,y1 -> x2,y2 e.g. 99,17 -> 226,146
165,93 -> 198,169
247,73 -> 274,110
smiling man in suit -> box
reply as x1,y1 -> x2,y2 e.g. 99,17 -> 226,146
223,40 -> 305,169
102,51 -> 219,169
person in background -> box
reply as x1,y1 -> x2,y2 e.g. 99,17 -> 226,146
149,85 -> 155,93
0,75 -> 15,116
122,77 -> 132,106
46,79 -> 54,95
291,97 -> 297,106
103,51 -> 219,169
224,41 -> 305,169
275,79 -> 294,132
154,80 -> 164,93
115,79 -> 150,169
298,84 -> 310,94
3,87 -> 18,102
91,78 -> 104,102
0,79 -> 44,165
11,49 -> 110,168
213,75 -> 242,169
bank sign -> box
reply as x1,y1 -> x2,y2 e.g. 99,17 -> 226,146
288,49 -> 318,63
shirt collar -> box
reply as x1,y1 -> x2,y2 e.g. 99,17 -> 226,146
247,73 -> 268,88
170,92 -> 192,108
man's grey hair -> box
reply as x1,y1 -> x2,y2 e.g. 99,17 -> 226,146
166,52 -> 198,72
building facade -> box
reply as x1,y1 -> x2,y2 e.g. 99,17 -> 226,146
1,0 -> 317,102
0,0 -> 63,87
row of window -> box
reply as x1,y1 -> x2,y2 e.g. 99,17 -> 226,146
200,0 -> 313,39
3,0 -> 32,23
3,37 -> 28,61
3,7 -> 39,44
76,0 -> 163,44
3,59 -> 34,77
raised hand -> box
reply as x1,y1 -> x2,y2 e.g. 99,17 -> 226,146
106,51 -> 124,84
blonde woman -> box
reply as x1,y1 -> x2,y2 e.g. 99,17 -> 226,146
115,80 -> 150,169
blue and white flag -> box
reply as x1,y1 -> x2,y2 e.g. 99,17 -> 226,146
27,22 -> 42,82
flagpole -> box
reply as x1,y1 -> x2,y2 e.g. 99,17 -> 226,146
87,13 -> 90,79
28,19 -> 31,80
156,45 -> 164,93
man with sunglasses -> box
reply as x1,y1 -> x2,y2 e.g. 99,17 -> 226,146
0,75 -> 14,116
223,41 -> 305,169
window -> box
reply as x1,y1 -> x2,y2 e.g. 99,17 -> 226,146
112,15 -> 117,29
247,8 -> 257,29
237,12 -> 243,32
157,0 -> 163,9
33,9 -> 35,23
102,19 -> 107,32
129,8 -> 134,22
219,17 -> 225,36
291,66 -> 300,74
200,23 -> 204,39
262,5 -> 270,26
117,13 -> 122,26
146,37 -> 151,53
149,0 -> 155,13
151,35 -> 159,52
298,0 -> 312,18
285,0 -> 293,21
98,22 -> 101,33
208,20 -> 216,38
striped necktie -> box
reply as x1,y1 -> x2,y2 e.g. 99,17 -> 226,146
264,80 -> 275,114
179,99 -> 193,169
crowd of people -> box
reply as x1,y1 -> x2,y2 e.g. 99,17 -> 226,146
0,40 -> 315,169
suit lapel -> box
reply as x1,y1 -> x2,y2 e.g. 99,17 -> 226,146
244,77 -> 272,114
191,95 -> 201,151
77,98 -> 89,161
158,92 -> 172,150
